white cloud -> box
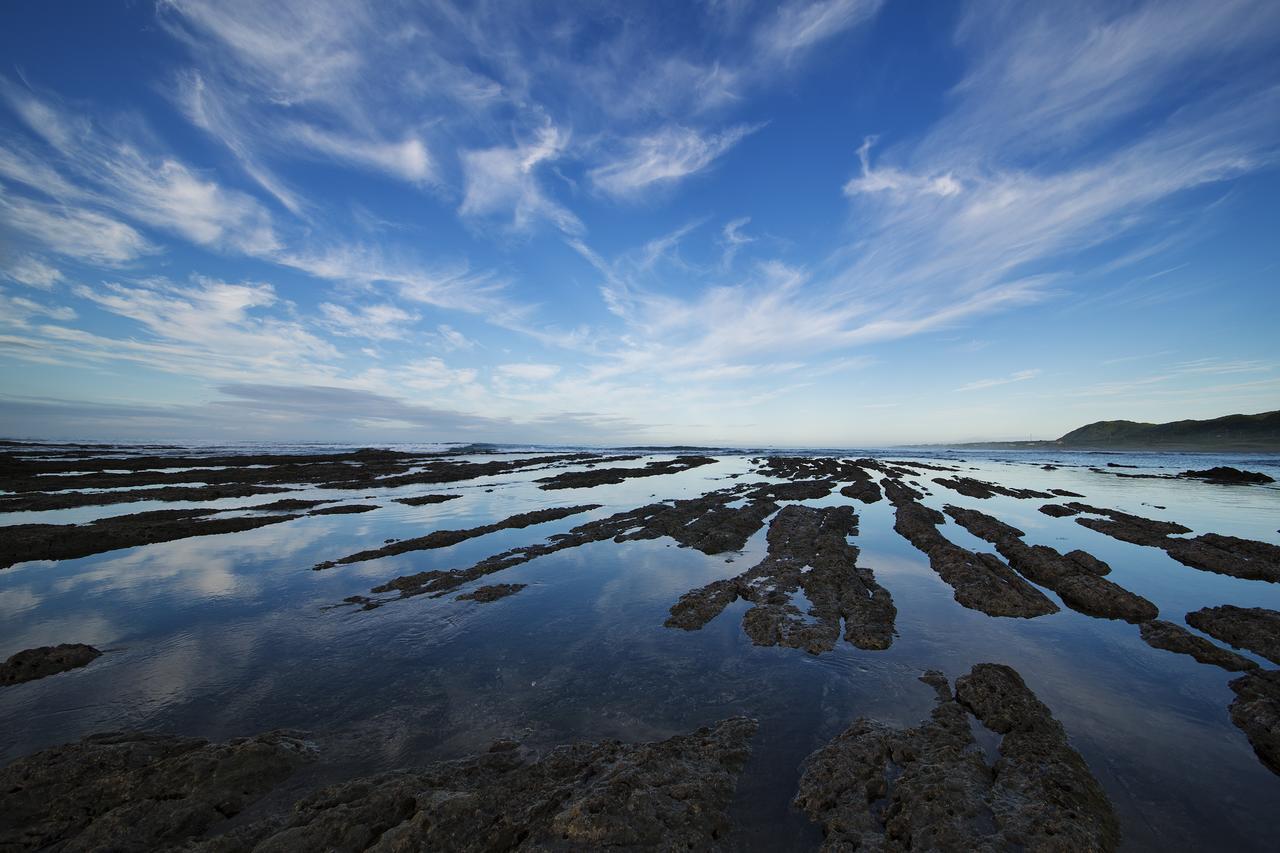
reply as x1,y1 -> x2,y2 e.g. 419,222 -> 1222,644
319,301 -> 419,340
0,193 -> 154,265
589,124 -> 761,199
3,254 -> 64,289
460,124 -> 582,234
287,123 -> 433,184
755,0 -> 883,65
496,363 -> 561,382
954,369 -> 1041,393
844,138 -> 962,199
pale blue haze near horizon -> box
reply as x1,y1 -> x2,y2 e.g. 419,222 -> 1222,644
0,0 -> 1278,446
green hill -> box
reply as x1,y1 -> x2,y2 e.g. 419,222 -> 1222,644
1055,410 -> 1280,451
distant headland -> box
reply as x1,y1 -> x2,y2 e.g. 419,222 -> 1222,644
948,410 -> 1280,452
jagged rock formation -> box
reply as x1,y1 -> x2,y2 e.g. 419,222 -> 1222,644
1138,620 -> 1258,671
1,644 -> 102,686
944,505 -> 1157,623
794,664 -> 1119,851
666,504 -> 895,653
1186,606 -> 1280,665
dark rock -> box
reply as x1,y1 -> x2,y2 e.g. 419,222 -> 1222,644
313,504 -> 602,570
945,506 -> 1158,623
307,503 -> 379,515
248,498 -> 327,511
883,481 -> 1057,618
393,493 -> 462,506
1138,620 -> 1258,671
666,505 -> 895,653
0,509 -> 303,570
932,476 -> 1054,500
1039,503 -> 1081,518
457,583 -> 527,602
1051,488 -> 1086,497
0,644 -> 101,686
0,730 -> 312,850
1178,466 -> 1275,485
194,718 -> 757,852
536,455 -> 717,490
360,481 -> 832,606
795,664 -> 1118,852
1070,504 -> 1280,582
0,484 -> 293,513
1186,606 -> 1280,665
1228,670 -> 1280,775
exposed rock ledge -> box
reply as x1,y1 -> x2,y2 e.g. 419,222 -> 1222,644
795,663 -> 1119,851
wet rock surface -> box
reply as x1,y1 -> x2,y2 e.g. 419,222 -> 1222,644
0,730 -> 313,851
795,664 -> 1119,852
0,483 -> 294,513
1,644 -> 102,686
932,476 -> 1054,500
0,508 -> 303,569
307,503 -> 379,515
195,718 -> 757,852
1069,503 -> 1280,582
883,480 -> 1058,618
666,504 -> 896,653
1178,466 -> 1275,485
457,582 -> 527,602
393,493 -> 462,506
944,505 -> 1158,623
1039,503 -> 1081,517
1228,670 -> 1280,776
357,481 -> 833,607
1186,606 -> 1280,665
1138,620 -> 1258,671
536,455 -> 717,490
313,504 -> 603,570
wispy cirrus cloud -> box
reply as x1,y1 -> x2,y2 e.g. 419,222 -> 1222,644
954,369 -> 1041,393
589,123 -> 762,199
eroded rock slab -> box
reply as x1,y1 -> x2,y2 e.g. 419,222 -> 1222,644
1228,670 -> 1280,776
457,582 -> 526,602
932,476 -> 1054,500
393,493 -> 462,506
196,718 -> 757,852
1039,503 -> 1080,518
358,481 -> 832,606
944,505 -> 1158,623
666,504 -> 895,653
795,664 -> 1118,852
884,481 -> 1057,618
0,643 -> 101,686
1178,466 -> 1275,485
0,731 -> 312,850
0,483 -> 294,513
1069,504 -> 1280,582
0,509 -> 303,569
313,504 -> 602,570
308,503 -> 379,515
1138,620 -> 1258,671
1186,606 -> 1280,665
536,455 -> 716,490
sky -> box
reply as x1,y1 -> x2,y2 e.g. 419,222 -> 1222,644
1,0 -> 1278,447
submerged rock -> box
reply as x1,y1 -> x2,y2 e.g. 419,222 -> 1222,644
457,582 -> 527,602
1138,620 -> 1258,671
1228,670 -> 1280,776
884,481 -> 1057,618
666,504 -> 896,653
1177,466 -> 1275,485
1186,606 -> 1280,665
0,643 -> 101,686
196,718 -> 757,852
0,731 -> 313,850
945,505 -> 1158,623
795,664 -> 1119,852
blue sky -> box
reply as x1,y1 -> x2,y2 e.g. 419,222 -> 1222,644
1,0 -> 1278,446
